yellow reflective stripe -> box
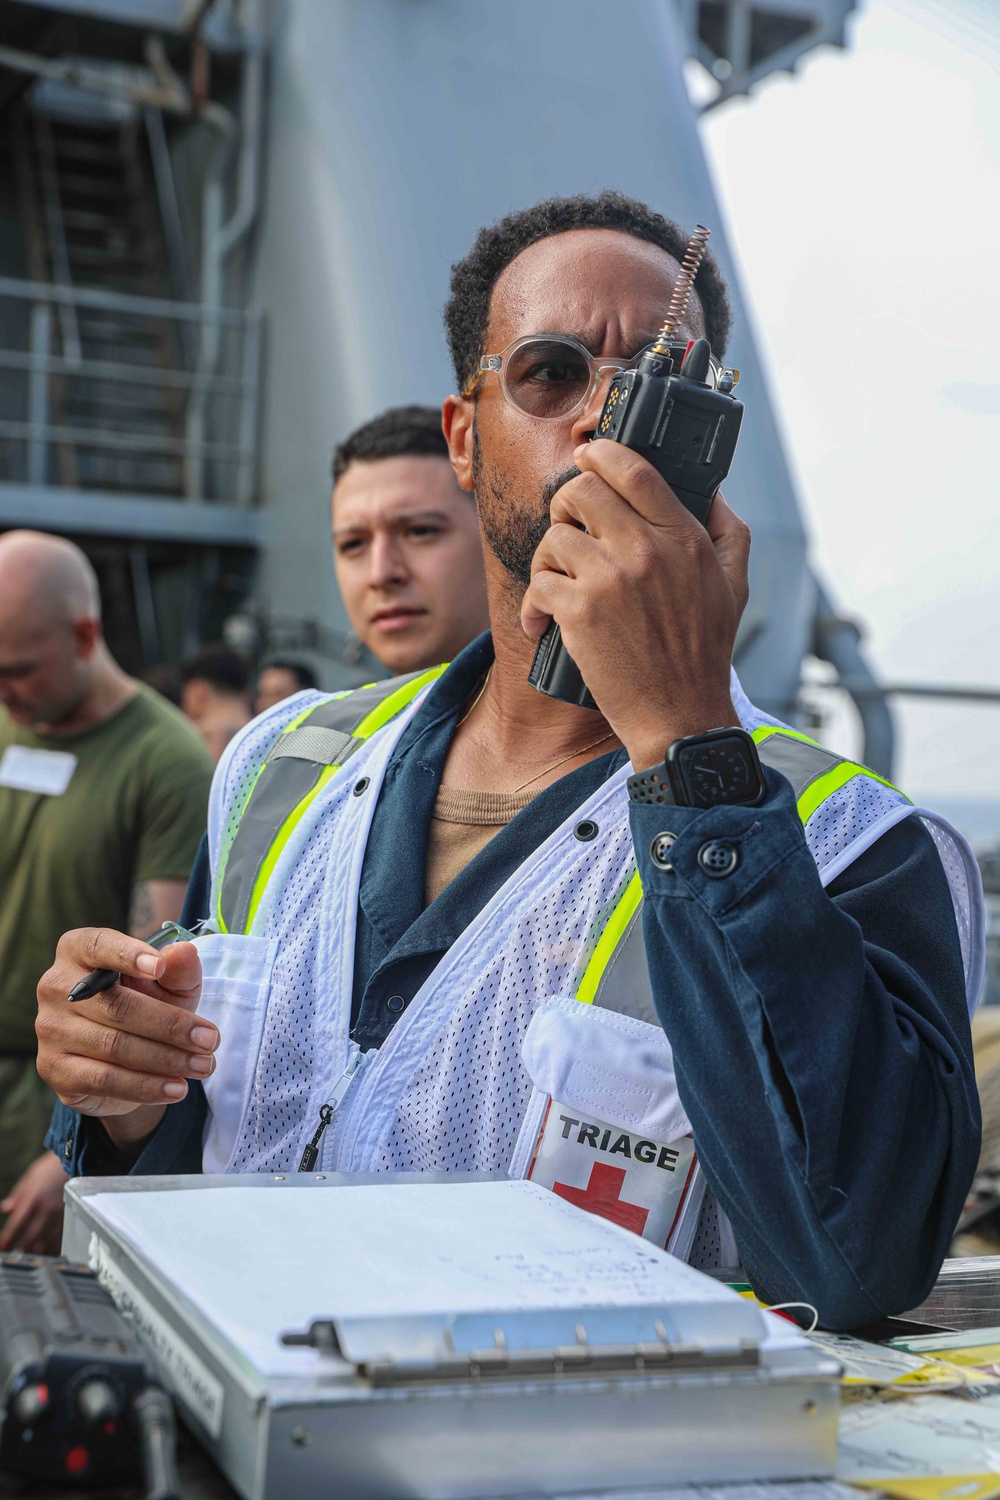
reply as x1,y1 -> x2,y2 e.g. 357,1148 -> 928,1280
797,762 -> 862,824
217,692 -> 355,926
353,665 -> 447,740
752,725 -> 908,823
238,666 -> 447,934
214,756 -> 273,933
244,764 -> 339,933
797,760 -> 909,825
575,870 -> 643,1005
215,696 -> 354,930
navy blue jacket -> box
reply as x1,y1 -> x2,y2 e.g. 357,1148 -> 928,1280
49,634 -> 979,1329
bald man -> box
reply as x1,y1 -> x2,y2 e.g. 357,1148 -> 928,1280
0,532 -> 212,1251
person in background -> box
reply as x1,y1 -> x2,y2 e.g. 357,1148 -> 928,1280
332,404 -> 490,675
140,663 -> 184,708
180,644 -> 252,763
0,531 -> 212,1252
254,659 -> 319,714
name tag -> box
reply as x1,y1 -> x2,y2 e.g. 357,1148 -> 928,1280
528,1099 -> 697,1252
0,744 -> 78,796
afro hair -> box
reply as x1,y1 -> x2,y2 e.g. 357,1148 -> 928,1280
444,190 -> 732,391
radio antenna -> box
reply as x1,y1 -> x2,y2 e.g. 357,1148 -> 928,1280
651,224 -> 710,353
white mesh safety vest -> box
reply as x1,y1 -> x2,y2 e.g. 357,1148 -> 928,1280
194,667 -> 984,1270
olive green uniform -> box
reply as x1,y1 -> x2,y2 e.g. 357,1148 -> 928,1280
0,688 -> 213,1197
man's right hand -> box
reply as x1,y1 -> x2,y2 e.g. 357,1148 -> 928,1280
36,930 -> 217,1151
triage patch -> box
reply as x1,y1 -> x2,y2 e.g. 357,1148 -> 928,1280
527,1099 -> 698,1252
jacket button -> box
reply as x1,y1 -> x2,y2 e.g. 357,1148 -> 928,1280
387,995 -> 406,1013
64,1138 -> 73,1159
698,839 -> 739,878
574,820 -> 599,842
650,832 -> 677,870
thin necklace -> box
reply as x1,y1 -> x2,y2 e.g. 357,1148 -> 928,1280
457,663 -> 617,792
457,665 -> 492,726
510,730 -> 616,795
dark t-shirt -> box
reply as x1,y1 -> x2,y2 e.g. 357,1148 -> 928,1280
0,687 -> 213,1052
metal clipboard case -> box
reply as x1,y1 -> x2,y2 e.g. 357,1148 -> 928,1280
63,1175 -> 840,1500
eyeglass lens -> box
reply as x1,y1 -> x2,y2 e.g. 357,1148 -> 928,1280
504,339 -> 596,419
502,338 -> 718,419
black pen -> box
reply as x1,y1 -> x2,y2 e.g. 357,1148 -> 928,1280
67,923 -> 200,1002
67,967 -> 120,1003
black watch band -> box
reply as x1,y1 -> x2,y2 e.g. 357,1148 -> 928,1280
627,763 -> 677,805
627,726 -> 766,809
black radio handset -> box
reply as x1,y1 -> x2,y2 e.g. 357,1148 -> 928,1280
527,224 -> 744,710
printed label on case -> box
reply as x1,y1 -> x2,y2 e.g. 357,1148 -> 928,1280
88,1233 -> 224,1438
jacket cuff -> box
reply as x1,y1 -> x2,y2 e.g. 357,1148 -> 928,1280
45,1100 -> 80,1175
630,765 -> 808,914
45,1088 -> 208,1179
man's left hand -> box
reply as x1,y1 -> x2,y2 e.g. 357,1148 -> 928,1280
521,439 -> 751,772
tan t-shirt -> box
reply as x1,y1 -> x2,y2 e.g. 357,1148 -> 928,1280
425,785 -> 536,905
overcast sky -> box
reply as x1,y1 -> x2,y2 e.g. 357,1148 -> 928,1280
696,0 -> 999,810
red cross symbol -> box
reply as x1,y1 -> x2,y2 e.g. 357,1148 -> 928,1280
552,1162 -> 649,1235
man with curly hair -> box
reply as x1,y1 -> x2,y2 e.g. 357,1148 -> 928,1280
39,193 -> 980,1329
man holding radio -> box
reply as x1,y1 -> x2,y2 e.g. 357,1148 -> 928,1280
38,192 -> 980,1328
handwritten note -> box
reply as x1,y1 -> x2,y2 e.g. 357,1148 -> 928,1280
838,1393 -> 1000,1479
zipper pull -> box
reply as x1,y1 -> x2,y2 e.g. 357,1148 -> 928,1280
298,1105 -> 333,1173
297,1047 -> 368,1172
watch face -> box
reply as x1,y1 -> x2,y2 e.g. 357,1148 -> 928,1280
676,737 -> 761,808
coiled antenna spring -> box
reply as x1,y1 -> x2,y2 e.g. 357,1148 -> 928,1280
652,223 -> 710,352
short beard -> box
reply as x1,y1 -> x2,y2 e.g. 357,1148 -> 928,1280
472,422 -> 580,587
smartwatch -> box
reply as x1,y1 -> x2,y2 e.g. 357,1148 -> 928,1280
627,726 -> 767,808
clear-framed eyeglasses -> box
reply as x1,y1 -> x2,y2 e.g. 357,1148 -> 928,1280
462,333 -> 725,421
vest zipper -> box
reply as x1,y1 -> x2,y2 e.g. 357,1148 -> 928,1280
297,1042 -> 372,1171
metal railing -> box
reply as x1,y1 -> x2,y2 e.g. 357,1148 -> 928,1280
0,275 -> 263,505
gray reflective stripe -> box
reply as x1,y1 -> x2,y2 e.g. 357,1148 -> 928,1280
268,726 -> 363,766
589,903 -> 658,1027
279,674 -> 424,737
218,672 -> 427,933
219,756 -> 326,933
756,734 -> 841,802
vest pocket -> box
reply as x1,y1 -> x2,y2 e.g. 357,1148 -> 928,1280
510,997 -> 704,1258
192,933 -> 278,1173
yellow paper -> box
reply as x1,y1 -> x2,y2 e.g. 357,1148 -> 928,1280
809,1331 -> 977,1391
852,1477 -> 1000,1500
893,1359 -> 1000,1390
930,1345 -> 1000,1370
